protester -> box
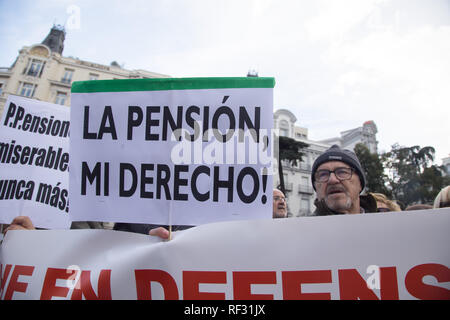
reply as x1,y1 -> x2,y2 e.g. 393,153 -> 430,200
370,192 -> 402,212
311,144 -> 377,215
273,188 -> 288,218
433,185 -> 450,208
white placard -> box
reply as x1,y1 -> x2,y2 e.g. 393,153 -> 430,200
0,96 -> 71,229
69,78 -> 274,225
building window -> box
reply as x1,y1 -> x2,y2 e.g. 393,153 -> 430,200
299,176 -> 313,194
55,91 -> 67,105
0,83 -> 3,95
279,120 -> 289,137
23,58 -> 45,77
300,198 -> 310,215
28,59 -> 45,77
89,73 -> 99,80
301,176 -> 309,187
279,128 -> 288,137
61,69 -> 74,84
18,82 -> 37,98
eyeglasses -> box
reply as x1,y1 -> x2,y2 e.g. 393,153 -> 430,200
377,207 -> 390,212
274,196 -> 286,202
314,167 -> 353,183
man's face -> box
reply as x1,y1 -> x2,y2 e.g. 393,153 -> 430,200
314,161 -> 362,214
273,189 -> 287,218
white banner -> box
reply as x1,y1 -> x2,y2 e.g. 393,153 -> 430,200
69,78 -> 274,226
1,210 -> 449,300
0,96 -> 71,229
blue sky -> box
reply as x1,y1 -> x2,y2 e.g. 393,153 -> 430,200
1,0 -> 449,163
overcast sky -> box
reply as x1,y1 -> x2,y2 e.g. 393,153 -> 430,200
1,0 -> 449,163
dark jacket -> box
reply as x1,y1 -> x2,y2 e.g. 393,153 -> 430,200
113,223 -> 192,235
70,221 -> 106,229
313,193 -> 378,216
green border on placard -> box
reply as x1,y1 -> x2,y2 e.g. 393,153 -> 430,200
71,77 -> 275,93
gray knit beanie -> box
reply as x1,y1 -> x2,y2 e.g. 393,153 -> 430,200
311,144 -> 366,192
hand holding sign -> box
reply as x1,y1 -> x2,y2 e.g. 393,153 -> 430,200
3,216 -> 36,235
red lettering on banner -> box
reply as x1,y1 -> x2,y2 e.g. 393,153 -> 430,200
40,267 -> 76,299
71,270 -> 112,300
3,265 -> 34,300
1,264 -> 13,296
1,263 -> 447,300
405,263 -> 450,300
40,267 -> 112,300
380,267 -> 400,300
135,269 -> 179,300
183,271 -> 226,300
338,267 -> 399,300
233,271 -> 276,300
282,270 -> 332,300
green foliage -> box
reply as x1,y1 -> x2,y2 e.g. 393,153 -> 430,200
354,143 -> 390,196
277,136 -> 309,194
279,136 -> 309,166
420,165 -> 450,204
381,144 -> 447,206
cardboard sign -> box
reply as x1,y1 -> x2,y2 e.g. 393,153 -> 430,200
69,78 -> 275,225
0,96 -> 71,229
1,210 -> 449,300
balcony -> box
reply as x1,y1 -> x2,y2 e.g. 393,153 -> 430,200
61,77 -> 72,84
298,163 -> 311,172
298,185 -> 314,194
49,79 -> 72,89
0,67 -> 11,74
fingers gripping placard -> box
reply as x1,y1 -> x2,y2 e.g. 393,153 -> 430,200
69,78 -> 275,226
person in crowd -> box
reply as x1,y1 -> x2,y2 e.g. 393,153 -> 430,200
370,192 -> 402,212
433,185 -> 450,209
311,144 -> 377,215
273,188 -> 288,218
404,204 -> 433,211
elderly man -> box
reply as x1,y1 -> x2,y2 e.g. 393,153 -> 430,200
273,189 -> 287,218
311,145 -> 377,215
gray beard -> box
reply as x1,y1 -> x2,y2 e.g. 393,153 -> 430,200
325,193 -> 352,212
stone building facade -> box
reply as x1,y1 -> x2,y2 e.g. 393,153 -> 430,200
0,25 -> 169,115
